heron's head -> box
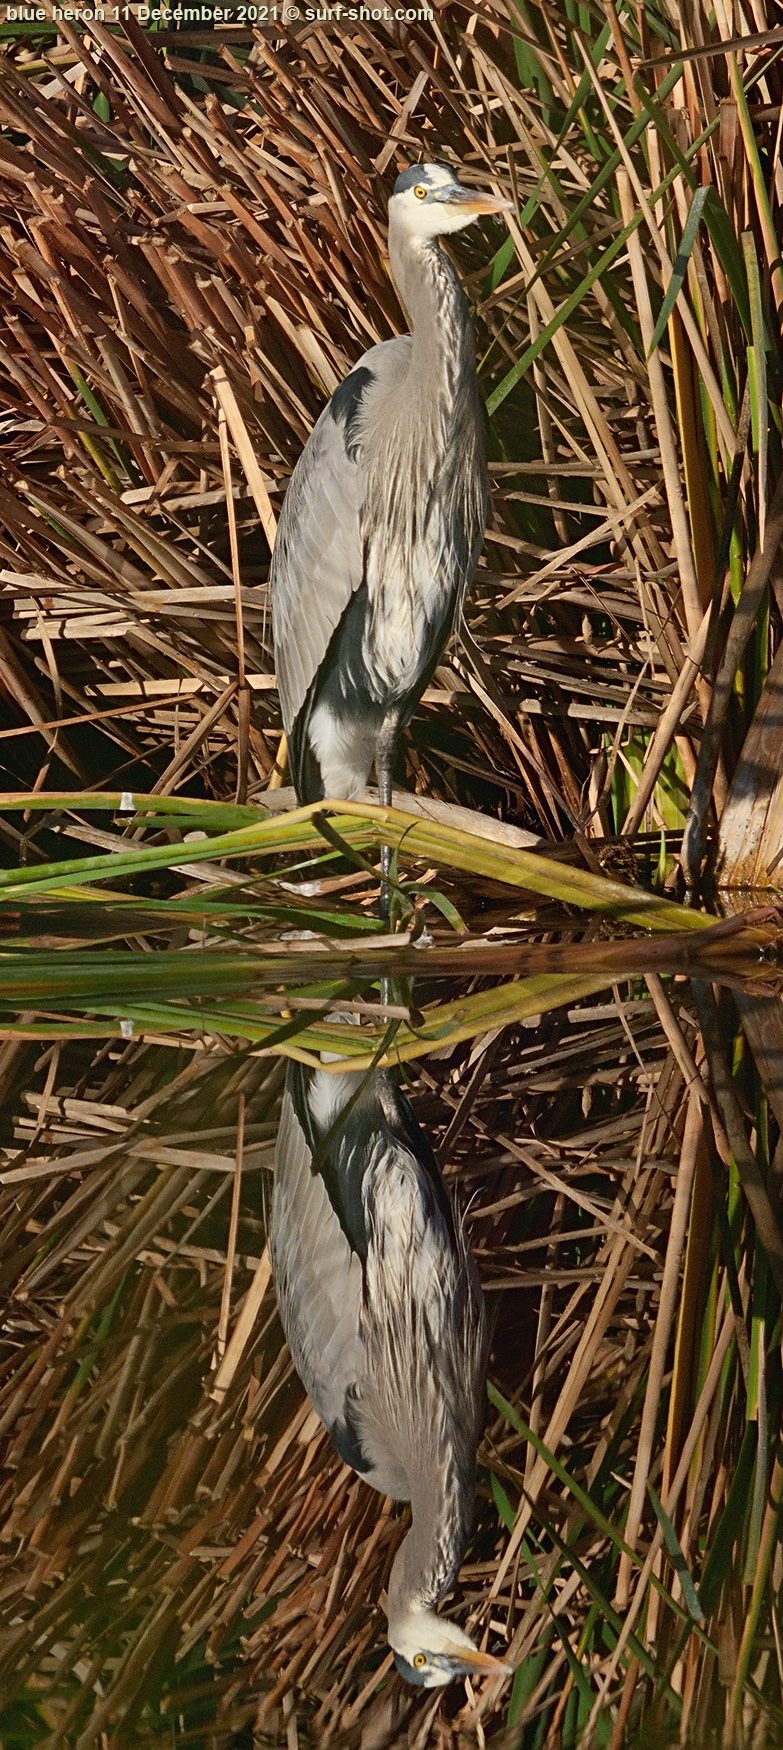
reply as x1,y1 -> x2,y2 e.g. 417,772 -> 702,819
389,1604 -> 513,1689
390,162 -> 511,239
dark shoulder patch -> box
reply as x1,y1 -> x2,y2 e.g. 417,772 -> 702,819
327,1104 -> 377,1258
329,365 -> 373,460
285,1057 -> 320,1154
285,1058 -> 376,1262
331,1394 -> 372,1474
389,1083 -> 459,1243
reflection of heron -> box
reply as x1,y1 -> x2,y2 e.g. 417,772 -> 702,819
271,1056 -> 512,1687
271,162 -> 509,807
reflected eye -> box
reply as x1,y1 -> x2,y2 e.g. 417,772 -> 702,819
413,185 -> 428,200
413,1652 -> 427,1669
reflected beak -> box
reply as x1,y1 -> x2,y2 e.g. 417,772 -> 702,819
444,1641 -> 515,1678
444,188 -> 513,215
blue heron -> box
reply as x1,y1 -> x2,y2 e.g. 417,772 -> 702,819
270,1053 -> 512,1686
270,161 -> 509,807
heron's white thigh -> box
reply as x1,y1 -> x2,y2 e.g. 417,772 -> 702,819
308,701 -> 375,799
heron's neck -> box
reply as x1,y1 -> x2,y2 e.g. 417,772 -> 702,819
387,1468 -> 472,1621
388,227 -> 473,386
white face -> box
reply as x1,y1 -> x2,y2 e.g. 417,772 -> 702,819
390,1606 -> 512,1688
389,162 -> 510,240
393,1650 -> 457,1688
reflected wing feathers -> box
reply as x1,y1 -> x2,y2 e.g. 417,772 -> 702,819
271,1086 -> 365,1441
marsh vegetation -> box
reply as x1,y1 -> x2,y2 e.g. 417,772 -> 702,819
0,2 -> 782,1745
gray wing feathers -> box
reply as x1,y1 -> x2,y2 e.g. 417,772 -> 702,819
271,407 -> 366,730
271,1088 -> 364,1436
270,336 -> 414,730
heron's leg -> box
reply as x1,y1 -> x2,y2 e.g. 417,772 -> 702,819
375,713 -> 400,1009
375,712 -> 400,921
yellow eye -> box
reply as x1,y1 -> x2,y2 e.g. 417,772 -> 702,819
413,1652 -> 427,1669
413,185 -> 428,200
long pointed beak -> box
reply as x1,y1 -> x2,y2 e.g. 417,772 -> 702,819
445,189 -> 513,216
444,1641 -> 515,1677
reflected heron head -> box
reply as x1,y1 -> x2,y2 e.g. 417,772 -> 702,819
389,1604 -> 513,1689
